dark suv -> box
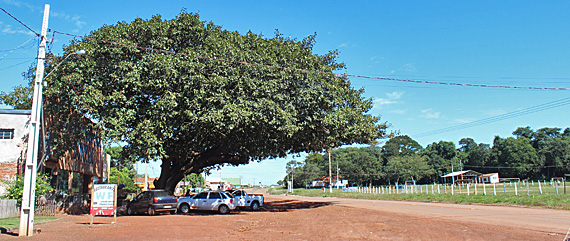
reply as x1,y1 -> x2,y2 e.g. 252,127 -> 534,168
126,189 -> 177,215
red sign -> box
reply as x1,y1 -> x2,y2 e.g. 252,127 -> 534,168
90,206 -> 116,216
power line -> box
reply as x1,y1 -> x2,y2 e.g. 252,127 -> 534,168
414,97 -> 570,138
0,59 -> 34,71
52,30 -> 570,91
0,6 -> 40,36
0,37 -> 36,61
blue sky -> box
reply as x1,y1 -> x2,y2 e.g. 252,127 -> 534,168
2,1 -> 570,185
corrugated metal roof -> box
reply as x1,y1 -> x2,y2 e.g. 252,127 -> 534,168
441,170 -> 482,178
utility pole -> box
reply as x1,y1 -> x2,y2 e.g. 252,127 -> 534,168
451,162 -> 454,184
336,159 -> 339,189
291,158 -> 295,190
328,149 -> 332,193
144,162 -> 148,191
19,4 -> 49,237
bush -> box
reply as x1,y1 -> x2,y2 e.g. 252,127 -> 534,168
1,174 -> 53,202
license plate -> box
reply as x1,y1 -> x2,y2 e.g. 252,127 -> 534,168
163,205 -> 172,208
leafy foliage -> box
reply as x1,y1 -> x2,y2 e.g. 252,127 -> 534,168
1,174 -> 53,202
28,12 -> 388,192
283,127 -> 570,186
108,167 -> 138,193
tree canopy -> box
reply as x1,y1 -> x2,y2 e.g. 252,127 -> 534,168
24,12 -> 388,192
283,127 -> 570,187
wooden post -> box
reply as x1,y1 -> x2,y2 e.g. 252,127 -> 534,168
90,187 -> 94,226
114,185 -> 117,223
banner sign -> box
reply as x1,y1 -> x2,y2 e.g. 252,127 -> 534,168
90,184 -> 117,216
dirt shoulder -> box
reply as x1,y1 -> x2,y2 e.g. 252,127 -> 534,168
1,193 -> 566,240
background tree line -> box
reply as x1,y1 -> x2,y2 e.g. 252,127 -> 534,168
282,126 -> 570,187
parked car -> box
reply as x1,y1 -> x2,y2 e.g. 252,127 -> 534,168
126,189 -> 178,216
177,191 -> 236,214
231,189 -> 264,211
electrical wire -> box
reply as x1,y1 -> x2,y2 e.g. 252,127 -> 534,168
414,97 -> 570,138
0,59 -> 34,71
52,30 -> 570,91
0,37 -> 36,61
0,6 -> 40,36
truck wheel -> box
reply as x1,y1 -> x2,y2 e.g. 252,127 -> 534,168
218,205 -> 229,214
148,206 -> 155,216
251,201 -> 260,211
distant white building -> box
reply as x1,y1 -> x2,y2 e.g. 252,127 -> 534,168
479,173 -> 499,184
205,177 -> 230,190
0,109 -> 31,195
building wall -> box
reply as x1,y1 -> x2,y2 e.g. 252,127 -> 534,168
0,110 -> 31,181
0,110 -> 31,196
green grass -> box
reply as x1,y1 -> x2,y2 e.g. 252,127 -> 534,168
0,216 -> 58,231
270,182 -> 570,210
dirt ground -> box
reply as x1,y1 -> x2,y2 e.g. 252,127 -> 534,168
1,192 -> 568,241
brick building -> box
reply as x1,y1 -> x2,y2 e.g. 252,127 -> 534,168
0,109 -> 106,196
0,109 -> 31,194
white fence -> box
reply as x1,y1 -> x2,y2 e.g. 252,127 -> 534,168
346,179 -> 567,196
0,199 -> 19,218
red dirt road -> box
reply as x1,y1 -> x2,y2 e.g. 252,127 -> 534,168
2,192 -> 569,240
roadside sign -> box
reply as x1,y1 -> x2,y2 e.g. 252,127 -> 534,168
90,184 -> 117,224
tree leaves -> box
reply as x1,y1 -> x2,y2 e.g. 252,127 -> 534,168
39,11 -> 387,191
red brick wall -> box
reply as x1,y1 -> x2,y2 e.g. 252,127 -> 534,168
0,162 -> 18,181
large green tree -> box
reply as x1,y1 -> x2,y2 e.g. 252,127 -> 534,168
36,12 -> 388,193
491,136 -> 539,178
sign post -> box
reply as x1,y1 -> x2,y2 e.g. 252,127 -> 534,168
90,184 -> 117,225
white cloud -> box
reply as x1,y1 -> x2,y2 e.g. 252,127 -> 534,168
373,91 -> 405,109
420,108 -> 441,119
337,43 -> 348,48
1,0 -> 39,12
389,109 -> 408,114
51,11 -> 86,31
402,63 -> 416,72
374,98 -> 396,106
452,118 -> 475,124
0,23 -> 36,36
386,91 -> 404,99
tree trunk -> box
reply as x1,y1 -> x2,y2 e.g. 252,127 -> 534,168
153,146 -> 248,193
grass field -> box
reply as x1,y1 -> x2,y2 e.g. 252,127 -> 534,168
270,181 -> 570,210
0,216 -> 59,232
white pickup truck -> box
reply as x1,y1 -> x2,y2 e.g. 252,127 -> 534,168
231,189 -> 264,211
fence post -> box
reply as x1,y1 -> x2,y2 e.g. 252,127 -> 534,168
538,180 -> 543,195
526,181 -> 529,195
555,181 -> 559,195
503,182 -> 506,195
483,183 -> 486,195
515,183 -> 518,195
